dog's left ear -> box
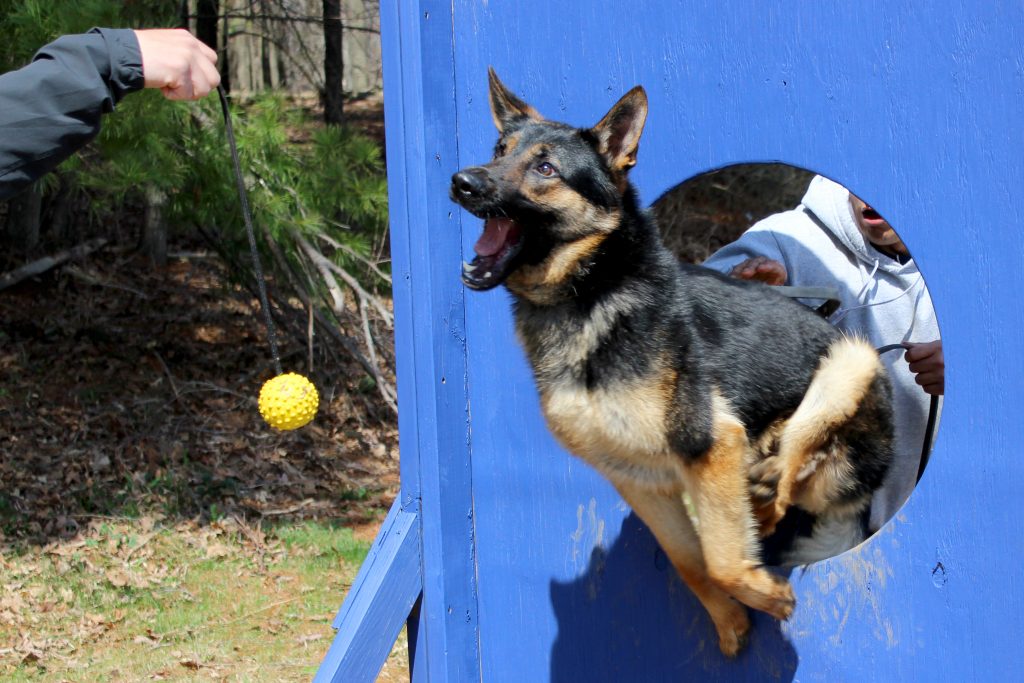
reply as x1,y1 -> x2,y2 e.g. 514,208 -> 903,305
590,86 -> 648,172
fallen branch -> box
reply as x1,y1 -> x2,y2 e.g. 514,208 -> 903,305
359,296 -> 397,409
64,266 -> 149,298
260,230 -> 394,407
0,238 -> 107,291
292,231 -> 397,412
294,231 -> 392,326
193,223 -> 396,417
259,499 -> 315,517
295,231 -> 347,315
152,351 -> 181,400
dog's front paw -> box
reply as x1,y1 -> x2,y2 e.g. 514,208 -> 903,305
748,457 -> 787,536
761,572 -> 797,621
715,566 -> 796,622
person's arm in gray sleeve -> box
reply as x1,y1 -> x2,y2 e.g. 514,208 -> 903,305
0,27 -> 220,202
0,28 -> 144,200
702,222 -> 790,285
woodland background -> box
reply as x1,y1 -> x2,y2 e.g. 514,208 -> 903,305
0,1 -> 412,680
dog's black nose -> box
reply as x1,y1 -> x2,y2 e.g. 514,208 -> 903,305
451,169 -> 489,200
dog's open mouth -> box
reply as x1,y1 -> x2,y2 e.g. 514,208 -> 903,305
462,217 -> 523,290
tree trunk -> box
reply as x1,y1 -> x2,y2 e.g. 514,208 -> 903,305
196,0 -> 218,49
323,0 -> 344,125
220,4 -> 231,94
178,0 -> 190,30
5,183 -> 43,254
276,27 -> 289,90
47,180 -> 75,243
196,0 -> 229,93
260,0 -> 273,89
140,187 -> 168,267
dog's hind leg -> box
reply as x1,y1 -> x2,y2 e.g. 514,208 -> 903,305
682,395 -> 796,621
615,480 -> 751,657
751,337 -> 883,535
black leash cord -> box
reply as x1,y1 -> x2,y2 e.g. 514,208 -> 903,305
917,394 -> 939,482
217,85 -> 283,377
876,343 -> 940,482
875,343 -> 906,356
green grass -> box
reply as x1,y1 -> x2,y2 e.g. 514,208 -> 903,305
0,517 -> 402,682
274,521 -> 371,566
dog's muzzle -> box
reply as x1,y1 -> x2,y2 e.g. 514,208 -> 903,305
450,168 -> 524,291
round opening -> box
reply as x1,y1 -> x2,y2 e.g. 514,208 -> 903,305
653,163 -> 942,565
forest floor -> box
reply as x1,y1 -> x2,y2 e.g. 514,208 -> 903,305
0,96 -> 408,682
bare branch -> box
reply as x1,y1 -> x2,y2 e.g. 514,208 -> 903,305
291,230 -> 396,412
359,296 -> 397,409
291,228 -> 388,322
295,232 -> 347,315
318,231 -> 392,285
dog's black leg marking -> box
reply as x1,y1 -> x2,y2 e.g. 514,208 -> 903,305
666,369 -> 714,461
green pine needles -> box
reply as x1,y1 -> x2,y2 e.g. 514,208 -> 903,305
1,0 -> 396,411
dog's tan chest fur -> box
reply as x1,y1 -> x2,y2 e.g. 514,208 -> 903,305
539,376 -> 682,489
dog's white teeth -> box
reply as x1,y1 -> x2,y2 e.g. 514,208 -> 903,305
463,261 -> 477,272
483,271 -> 492,279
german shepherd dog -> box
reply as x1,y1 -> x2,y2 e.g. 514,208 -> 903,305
450,70 -> 893,656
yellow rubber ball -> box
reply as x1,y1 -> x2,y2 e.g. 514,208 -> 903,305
258,372 -> 319,430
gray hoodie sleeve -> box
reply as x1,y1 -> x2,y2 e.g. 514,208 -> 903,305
0,27 -> 144,200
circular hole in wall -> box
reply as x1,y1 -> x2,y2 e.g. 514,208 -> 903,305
652,163 -> 942,565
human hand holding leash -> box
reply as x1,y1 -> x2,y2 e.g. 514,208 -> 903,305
904,340 -> 944,395
134,29 -> 220,100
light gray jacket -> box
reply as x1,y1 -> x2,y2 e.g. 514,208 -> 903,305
704,175 -> 940,532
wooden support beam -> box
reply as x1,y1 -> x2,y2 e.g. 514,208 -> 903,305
314,498 -> 422,683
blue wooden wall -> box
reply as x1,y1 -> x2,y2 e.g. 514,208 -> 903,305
320,1 -> 1024,681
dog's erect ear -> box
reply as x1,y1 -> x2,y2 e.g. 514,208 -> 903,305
590,86 -> 648,172
488,67 -> 542,133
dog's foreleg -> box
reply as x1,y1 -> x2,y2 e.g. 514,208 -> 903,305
615,480 -> 751,657
682,398 -> 795,621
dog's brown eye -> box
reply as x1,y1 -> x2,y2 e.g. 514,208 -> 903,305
536,161 -> 557,177
494,141 -> 507,157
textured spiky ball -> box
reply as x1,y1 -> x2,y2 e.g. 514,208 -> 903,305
258,372 -> 319,430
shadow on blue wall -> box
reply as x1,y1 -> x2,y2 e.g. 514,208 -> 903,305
549,513 -> 799,682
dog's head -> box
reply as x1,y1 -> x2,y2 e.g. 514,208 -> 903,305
450,69 -> 648,294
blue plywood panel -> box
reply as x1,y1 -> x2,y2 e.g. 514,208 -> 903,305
444,1 -> 1024,681
324,0 -> 1024,680
378,2 -> 480,681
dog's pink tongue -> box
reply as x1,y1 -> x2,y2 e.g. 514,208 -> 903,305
474,217 -> 514,257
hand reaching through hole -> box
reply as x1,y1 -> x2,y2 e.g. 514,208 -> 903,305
728,256 -> 788,286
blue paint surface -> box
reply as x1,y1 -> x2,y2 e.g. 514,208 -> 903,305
316,500 -> 421,683
327,1 -> 1024,680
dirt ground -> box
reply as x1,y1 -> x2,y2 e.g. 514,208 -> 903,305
0,246 -> 407,679
0,248 -> 400,547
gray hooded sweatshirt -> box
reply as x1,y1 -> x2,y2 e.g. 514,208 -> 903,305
703,175 -> 940,532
